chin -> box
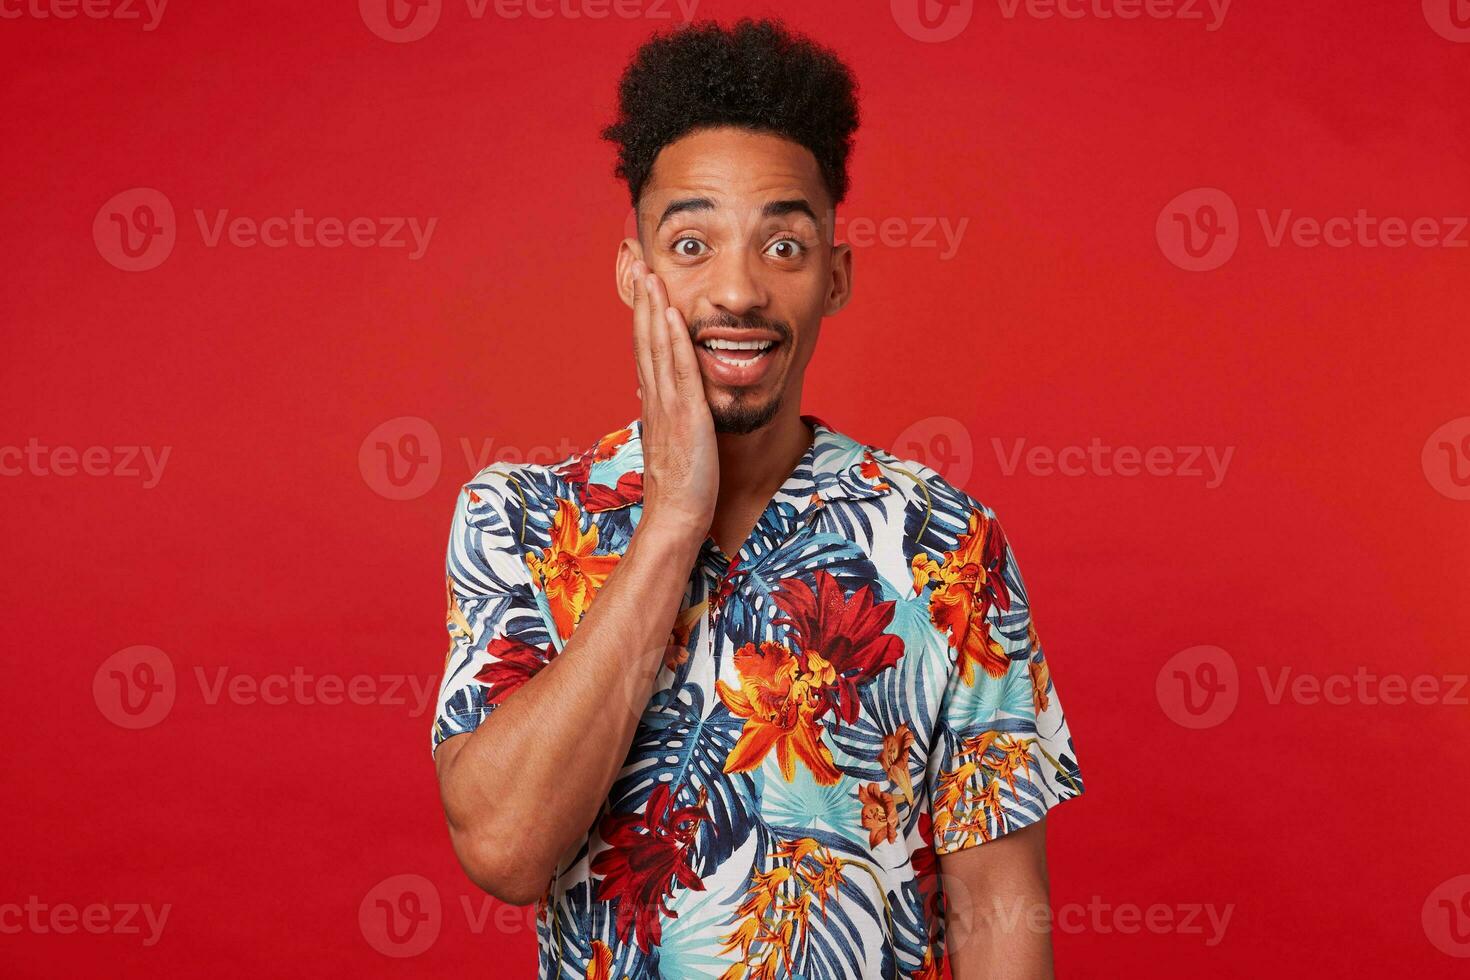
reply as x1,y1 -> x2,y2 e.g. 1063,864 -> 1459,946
710,391 -> 783,435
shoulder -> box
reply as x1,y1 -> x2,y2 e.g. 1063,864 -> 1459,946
860,440 -> 1001,527
454,447 -> 579,539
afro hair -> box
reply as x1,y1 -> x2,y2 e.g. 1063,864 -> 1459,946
600,17 -> 860,211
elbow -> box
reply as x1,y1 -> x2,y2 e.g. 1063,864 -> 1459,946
451,829 -> 553,907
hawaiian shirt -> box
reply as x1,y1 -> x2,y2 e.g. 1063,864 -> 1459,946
432,413 -> 1083,980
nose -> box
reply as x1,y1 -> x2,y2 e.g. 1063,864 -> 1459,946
705,244 -> 768,319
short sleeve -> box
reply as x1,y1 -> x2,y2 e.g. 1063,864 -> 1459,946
431,467 -> 556,755
922,511 -> 1083,855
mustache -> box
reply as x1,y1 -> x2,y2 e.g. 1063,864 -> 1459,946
687,311 -> 792,343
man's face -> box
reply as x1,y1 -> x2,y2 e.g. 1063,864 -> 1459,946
622,126 -> 852,435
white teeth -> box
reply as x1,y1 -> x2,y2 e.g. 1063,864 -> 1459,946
702,338 -> 773,351
706,349 -> 771,367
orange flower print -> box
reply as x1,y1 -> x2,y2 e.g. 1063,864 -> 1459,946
524,496 -> 621,642
720,837 -> 853,979
914,945 -> 942,980
664,598 -> 707,670
910,508 -> 1012,685
930,731 -> 999,847
982,734 -> 1036,800
1029,655 -> 1051,713
718,572 -> 907,786
858,451 -> 892,491
445,574 -> 473,663
879,724 -> 916,805
716,642 -> 842,785
584,939 -> 628,980
858,783 -> 899,847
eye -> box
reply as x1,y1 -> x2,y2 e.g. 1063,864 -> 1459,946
671,236 -> 708,258
766,236 -> 806,260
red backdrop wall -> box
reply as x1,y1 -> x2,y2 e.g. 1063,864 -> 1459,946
4,0 -> 1468,976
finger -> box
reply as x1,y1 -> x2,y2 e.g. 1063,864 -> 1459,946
645,271 -> 678,409
630,261 -> 657,412
666,305 -> 700,398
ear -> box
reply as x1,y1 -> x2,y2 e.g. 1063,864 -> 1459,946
616,236 -> 645,310
823,241 -> 853,317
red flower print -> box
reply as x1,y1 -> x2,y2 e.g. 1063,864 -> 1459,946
591,783 -> 709,953
473,636 -> 555,706
771,569 -> 906,724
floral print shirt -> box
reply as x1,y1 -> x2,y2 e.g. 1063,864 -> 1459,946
433,413 -> 1083,980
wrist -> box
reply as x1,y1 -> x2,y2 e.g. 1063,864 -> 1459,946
632,515 -> 707,560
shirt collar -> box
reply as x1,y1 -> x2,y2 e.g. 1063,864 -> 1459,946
561,413 -> 893,514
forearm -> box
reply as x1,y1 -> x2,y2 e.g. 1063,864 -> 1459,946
947,888 -> 1054,979
942,821 -> 1054,979
437,519 -> 703,901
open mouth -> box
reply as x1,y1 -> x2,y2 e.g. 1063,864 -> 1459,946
699,337 -> 778,366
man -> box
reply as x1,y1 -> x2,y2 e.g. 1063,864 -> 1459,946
432,18 -> 1083,979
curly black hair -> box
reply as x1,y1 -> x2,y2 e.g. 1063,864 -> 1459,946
600,17 -> 860,211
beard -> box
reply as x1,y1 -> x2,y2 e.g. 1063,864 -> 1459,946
710,390 -> 782,435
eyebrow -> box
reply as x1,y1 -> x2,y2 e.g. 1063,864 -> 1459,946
654,196 -> 820,232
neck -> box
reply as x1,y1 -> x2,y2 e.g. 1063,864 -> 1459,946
713,402 -> 814,507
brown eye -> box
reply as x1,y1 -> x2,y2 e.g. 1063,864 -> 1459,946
766,237 -> 804,259
673,237 -> 707,257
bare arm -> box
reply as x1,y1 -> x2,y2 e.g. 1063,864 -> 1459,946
941,818 -> 1054,979
434,262 -> 717,905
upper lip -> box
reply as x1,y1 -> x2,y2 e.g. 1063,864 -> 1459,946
694,327 -> 782,345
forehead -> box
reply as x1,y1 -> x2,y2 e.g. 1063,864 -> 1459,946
642,126 -> 831,216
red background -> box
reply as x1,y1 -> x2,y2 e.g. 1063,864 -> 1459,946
4,0 -> 1468,976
